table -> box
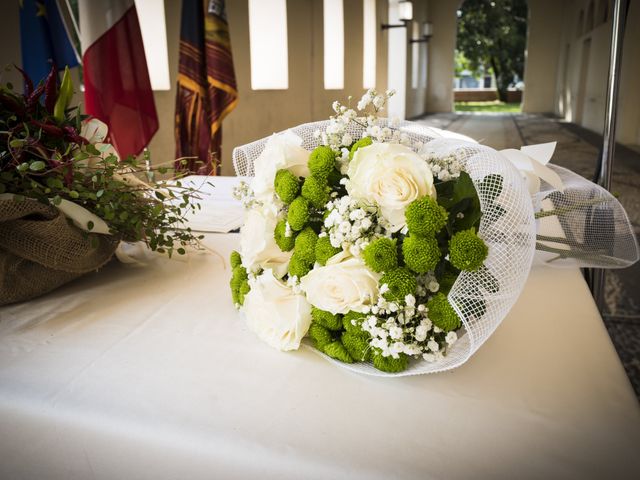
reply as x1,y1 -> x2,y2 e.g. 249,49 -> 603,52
1,212 -> 639,479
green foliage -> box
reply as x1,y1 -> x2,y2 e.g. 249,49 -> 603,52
341,331 -> 371,362
311,306 -> 343,331
287,196 -> 310,231
435,171 -> 482,232
455,101 -> 521,113
426,293 -> 461,332
456,0 -> 528,101
274,219 -> 296,251
294,226 -> 318,263
349,136 -> 373,159
372,351 -> 409,373
362,237 -> 398,273
0,66 -> 203,256
301,174 -> 329,209
308,146 -> 336,179
315,236 -> 341,265
379,267 -> 417,302
274,169 -> 300,204
405,196 -> 448,237
449,228 -> 488,272
323,341 -> 354,363
402,235 -> 441,274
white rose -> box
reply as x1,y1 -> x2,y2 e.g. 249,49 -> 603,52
300,252 -> 381,314
251,131 -> 310,201
243,269 -> 312,351
240,208 -> 291,278
347,143 -> 436,232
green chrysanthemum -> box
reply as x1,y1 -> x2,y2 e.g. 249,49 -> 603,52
349,136 -> 373,159
372,351 -> 409,373
230,265 -> 249,306
379,267 -> 417,301
308,146 -> 336,179
402,235 -> 441,274
301,175 -> 329,209
308,322 -> 334,350
315,236 -> 341,266
362,237 -> 398,273
294,227 -> 318,263
274,219 -> 296,252
323,341 -> 354,363
426,293 -> 461,332
448,228 -> 488,272
287,196 -> 310,231
288,252 -> 313,278
405,196 -> 448,237
230,250 -> 242,269
274,169 -> 300,204
342,310 -> 368,337
311,306 -> 342,331
341,331 -> 371,362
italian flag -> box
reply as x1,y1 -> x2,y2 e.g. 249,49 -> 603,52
79,0 -> 158,159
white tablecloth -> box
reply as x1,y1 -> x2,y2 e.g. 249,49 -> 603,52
1,239 -> 639,478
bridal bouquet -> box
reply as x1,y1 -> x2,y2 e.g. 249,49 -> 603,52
230,90 -> 638,376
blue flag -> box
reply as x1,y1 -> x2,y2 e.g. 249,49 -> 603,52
19,0 -> 79,85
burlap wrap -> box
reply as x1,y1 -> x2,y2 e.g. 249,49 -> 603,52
0,199 -> 119,306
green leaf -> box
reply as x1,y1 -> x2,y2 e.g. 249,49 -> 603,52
69,190 -> 79,199
29,161 -> 46,171
54,66 -> 74,121
87,220 -> 95,231
17,162 -> 29,172
96,189 -> 104,198
479,174 -> 503,201
177,248 -> 186,255
9,139 -> 25,148
52,195 -> 62,205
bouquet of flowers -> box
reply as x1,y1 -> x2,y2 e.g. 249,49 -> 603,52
230,90 -> 638,376
0,66 -> 203,305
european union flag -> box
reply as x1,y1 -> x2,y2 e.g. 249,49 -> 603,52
19,0 -> 79,85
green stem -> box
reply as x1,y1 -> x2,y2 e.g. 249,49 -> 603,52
534,196 -> 608,219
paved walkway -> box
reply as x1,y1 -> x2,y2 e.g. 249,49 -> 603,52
416,112 -> 640,398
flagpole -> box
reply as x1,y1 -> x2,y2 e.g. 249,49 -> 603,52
589,0 -> 629,311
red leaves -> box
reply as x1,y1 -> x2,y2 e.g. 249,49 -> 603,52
43,65 -> 58,115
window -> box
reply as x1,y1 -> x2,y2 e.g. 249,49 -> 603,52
248,0 -> 289,90
324,0 -> 344,90
135,0 -> 170,90
363,0 -> 376,89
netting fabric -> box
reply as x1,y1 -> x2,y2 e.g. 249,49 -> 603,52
533,165 -> 638,268
233,120 -> 538,376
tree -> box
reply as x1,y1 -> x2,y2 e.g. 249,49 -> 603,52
456,0 -> 528,102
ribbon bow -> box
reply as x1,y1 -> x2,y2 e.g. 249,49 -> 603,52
500,142 -> 564,194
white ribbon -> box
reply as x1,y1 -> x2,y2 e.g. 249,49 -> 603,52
500,142 -> 564,194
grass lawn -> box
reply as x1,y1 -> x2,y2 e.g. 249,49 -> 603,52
454,101 -> 522,113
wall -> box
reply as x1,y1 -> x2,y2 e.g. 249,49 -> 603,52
405,0 -> 429,118
218,0 -> 390,174
1,0 -> 459,176
424,0 -> 457,113
522,0 -> 565,113
532,0 -> 640,146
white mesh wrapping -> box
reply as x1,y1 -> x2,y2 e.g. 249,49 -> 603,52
533,165 -> 639,268
233,121 -> 537,376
